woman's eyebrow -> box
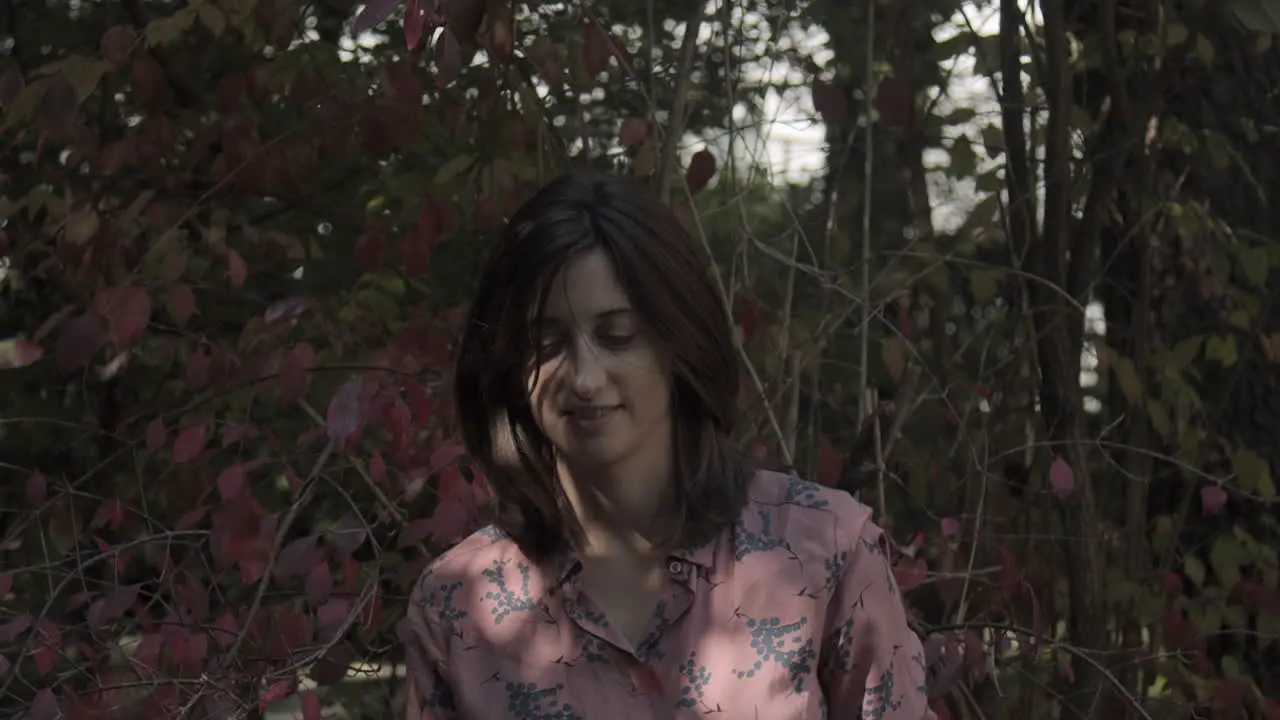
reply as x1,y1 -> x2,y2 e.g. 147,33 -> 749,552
536,307 -> 634,327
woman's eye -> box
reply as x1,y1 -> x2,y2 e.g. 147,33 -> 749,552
534,337 -> 564,357
597,333 -> 635,348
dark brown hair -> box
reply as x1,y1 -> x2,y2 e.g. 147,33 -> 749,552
453,171 -> 753,561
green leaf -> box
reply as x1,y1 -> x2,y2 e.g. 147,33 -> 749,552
1111,355 -> 1143,405
196,2 -> 227,36
1184,555 -> 1206,587
60,56 -> 113,103
1146,400 -> 1172,438
433,154 -> 475,186
1194,35 -> 1216,65
1209,535 -> 1243,590
1205,335 -> 1238,366
881,336 -> 906,381
948,136 -> 977,178
931,32 -> 974,63
1230,0 -> 1280,35
1151,515 -> 1175,557
1239,245 -> 1271,287
970,268 -> 1004,304
1222,604 -> 1247,629
1165,23 -> 1190,46
1232,447 -> 1271,495
975,170 -> 1003,194
3,78 -> 48,129
146,6 -> 198,47
1191,602 -> 1223,635
980,125 -> 1004,158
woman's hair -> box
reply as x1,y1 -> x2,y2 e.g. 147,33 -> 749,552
453,170 -> 753,560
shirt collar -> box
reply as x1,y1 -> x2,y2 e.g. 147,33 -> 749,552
539,525 -> 728,587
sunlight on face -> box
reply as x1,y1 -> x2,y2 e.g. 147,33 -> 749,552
527,250 -> 672,469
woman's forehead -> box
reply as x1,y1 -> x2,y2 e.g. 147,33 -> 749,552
537,251 -> 634,321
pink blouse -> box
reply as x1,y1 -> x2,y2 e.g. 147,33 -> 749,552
401,470 -> 935,719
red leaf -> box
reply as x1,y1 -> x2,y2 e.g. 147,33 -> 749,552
355,224 -> 388,269
306,562 -> 333,607
581,19 -> 610,77
873,76 -> 916,128
435,29 -> 462,87
165,283 -> 196,324
326,378 -> 369,449
30,688 -> 58,720
0,337 -> 43,369
811,78 -> 847,125
402,228 -> 432,278
91,285 -> 152,348
26,472 -> 46,504
1049,455 -> 1075,499
212,613 -> 239,648
258,677 -> 298,711
172,424 -> 208,464
422,467 -> 480,544
429,442 -> 466,472
370,451 -> 387,485
894,557 -> 928,592
176,505 -> 208,530
300,691 -> 323,720
684,150 -> 716,194
1201,485 -> 1227,517
185,346 -> 210,390
404,380 -> 432,426
404,0 -> 425,49
145,418 -> 167,451
277,536 -> 318,577
55,314 -> 105,374
317,598 -> 351,627
227,249 -> 248,289
0,571 -> 11,598
34,620 -> 60,676
87,584 -> 140,628
816,440 -> 842,487
131,52 -> 167,108
217,464 -> 247,500
279,342 -> 315,406
328,515 -> 369,555
100,25 -> 136,67
0,69 -> 21,109
940,517 -> 961,537
417,200 -> 441,245
619,117 -> 647,148
352,0 -> 401,34
264,295 -> 314,324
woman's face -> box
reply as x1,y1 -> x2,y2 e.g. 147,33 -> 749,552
526,250 -> 673,469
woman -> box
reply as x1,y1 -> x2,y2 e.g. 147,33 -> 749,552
403,171 -> 934,719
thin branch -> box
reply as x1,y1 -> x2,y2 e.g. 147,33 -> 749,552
657,0 -> 708,202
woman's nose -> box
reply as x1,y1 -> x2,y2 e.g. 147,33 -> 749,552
567,339 -> 607,397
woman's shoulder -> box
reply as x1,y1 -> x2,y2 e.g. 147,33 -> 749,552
739,469 -> 877,549
408,525 -> 529,611
746,468 -> 871,517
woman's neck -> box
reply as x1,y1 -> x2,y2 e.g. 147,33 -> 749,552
558,452 -> 675,559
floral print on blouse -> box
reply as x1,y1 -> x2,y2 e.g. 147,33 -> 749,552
401,470 -> 935,719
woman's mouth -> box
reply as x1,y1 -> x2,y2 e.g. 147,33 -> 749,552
563,405 -> 621,432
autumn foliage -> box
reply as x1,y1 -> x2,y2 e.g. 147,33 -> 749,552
2,0 -> 1280,718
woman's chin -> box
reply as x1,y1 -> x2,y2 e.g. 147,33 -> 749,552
555,438 -> 625,468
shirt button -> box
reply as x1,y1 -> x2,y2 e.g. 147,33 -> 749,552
667,560 -> 684,577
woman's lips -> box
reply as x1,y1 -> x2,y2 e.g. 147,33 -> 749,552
563,405 -> 621,433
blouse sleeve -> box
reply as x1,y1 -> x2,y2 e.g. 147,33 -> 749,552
819,511 -> 936,720
402,580 -> 460,720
